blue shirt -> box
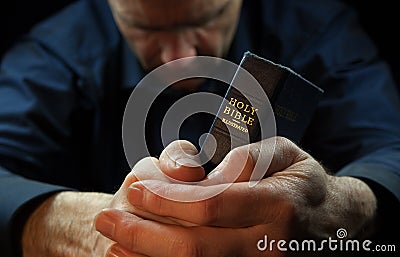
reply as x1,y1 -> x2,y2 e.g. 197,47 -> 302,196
1,0 -> 399,255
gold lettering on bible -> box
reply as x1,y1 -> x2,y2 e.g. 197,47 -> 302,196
222,97 -> 258,132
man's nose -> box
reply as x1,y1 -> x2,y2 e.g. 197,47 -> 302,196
160,30 -> 197,64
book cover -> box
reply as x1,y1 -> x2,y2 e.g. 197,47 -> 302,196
200,51 -> 324,172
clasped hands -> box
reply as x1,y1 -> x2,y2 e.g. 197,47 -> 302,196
95,137 -> 377,257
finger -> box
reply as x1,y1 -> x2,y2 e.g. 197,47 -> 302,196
122,157 -> 170,188
127,137 -> 312,227
107,243 -> 149,257
106,244 -> 149,257
201,144 -> 254,185
203,136 -> 309,185
116,157 -> 186,226
258,136 -> 309,174
159,140 -> 206,182
127,179 -> 286,227
96,208 -> 248,257
96,209 -> 171,256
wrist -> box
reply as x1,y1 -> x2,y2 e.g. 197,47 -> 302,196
327,175 -> 377,238
359,178 -> 400,240
22,191 -> 112,257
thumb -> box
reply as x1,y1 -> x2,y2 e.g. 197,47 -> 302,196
159,140 -> 206,182
253,136 -> 309,176
203,136 -> 309,185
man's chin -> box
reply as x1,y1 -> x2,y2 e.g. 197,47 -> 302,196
142,60 -> 210,91
169,78 -> 206,92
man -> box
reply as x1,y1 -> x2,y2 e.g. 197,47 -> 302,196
0,0 -> 399,257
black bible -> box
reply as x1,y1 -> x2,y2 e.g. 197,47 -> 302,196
200,51 -> 324,172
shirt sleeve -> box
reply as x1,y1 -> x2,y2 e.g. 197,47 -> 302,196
293,2 -> 400,237
0,167 -> 69,257
0,38 -> 80,256
255,1 -> 400,195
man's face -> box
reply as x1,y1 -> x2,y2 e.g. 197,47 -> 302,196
108,0 -> 242,72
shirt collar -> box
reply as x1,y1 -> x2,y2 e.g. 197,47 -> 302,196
121,40 -> 144,89
226,4 -> 252,64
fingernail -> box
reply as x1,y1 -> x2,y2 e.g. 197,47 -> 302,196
128,183 -> 143,207
107,245 -> 129,257
174,157 -> 201,168
96,211 -> 115,239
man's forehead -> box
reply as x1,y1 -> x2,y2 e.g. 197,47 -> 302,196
111,0 -> 230,26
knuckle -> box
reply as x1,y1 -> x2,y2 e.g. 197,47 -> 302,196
116,218 -> 141,250
142,185 -> 165,214
274,135 -> 292,145
133,156 -> 158,169
132,157 -> 159,174
228,146 -> 245,158
123,170 -> 139,187
197,195 -> 221,225
142,182 -> 177,216
171,235 -> 202,257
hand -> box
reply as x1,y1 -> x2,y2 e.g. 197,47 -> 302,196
22,191 -> 114,257
105,139 -> 207,225
92,140 -> 208,257
96,137 -> 378,257
22,139 -> 206,257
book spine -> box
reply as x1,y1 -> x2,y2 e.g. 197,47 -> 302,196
200,52 -> 323,172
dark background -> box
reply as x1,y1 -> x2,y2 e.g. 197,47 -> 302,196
0,0 -> 73,57
346,0 -> 399,86
0,0 -> 399,86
